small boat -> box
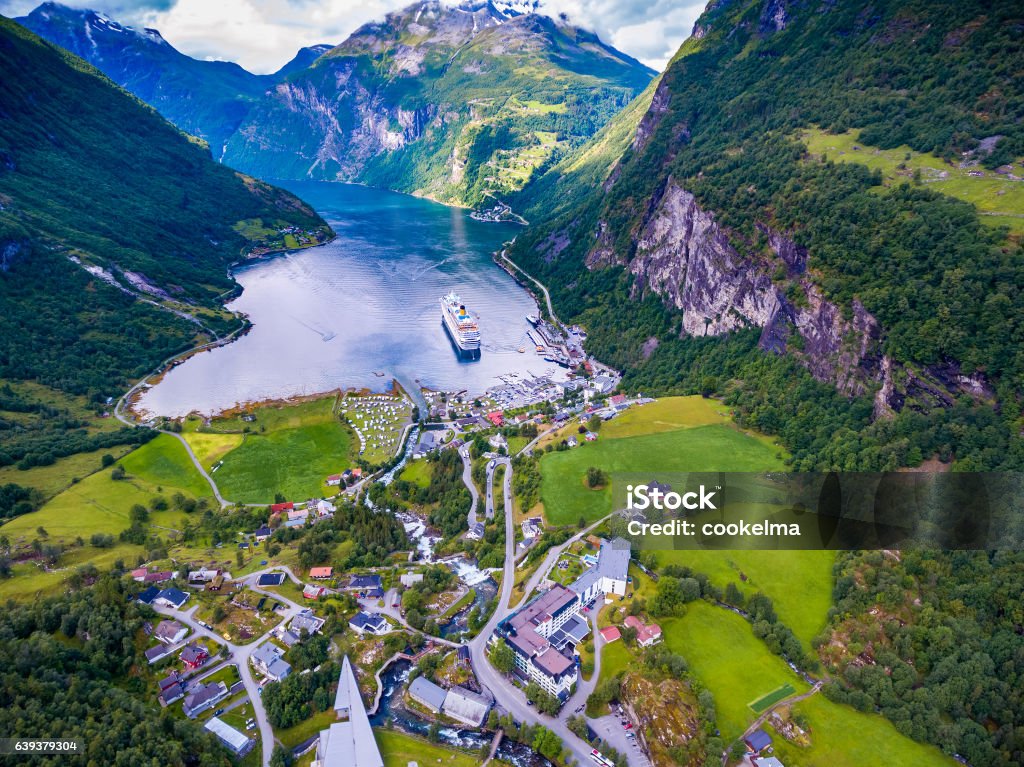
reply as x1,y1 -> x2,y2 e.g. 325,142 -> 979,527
518,347 -> 526,353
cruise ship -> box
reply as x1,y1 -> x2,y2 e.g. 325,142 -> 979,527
440,292 -> 481,359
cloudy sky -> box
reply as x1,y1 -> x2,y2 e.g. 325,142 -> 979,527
0,0 -> 705,73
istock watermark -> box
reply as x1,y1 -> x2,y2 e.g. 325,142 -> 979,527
606,472 -> 1024,551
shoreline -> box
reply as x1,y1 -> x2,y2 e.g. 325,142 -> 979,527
129,184 -> 540,423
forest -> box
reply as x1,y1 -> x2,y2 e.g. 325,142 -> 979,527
0,574 -> 230,766
506,0 -> 1024,472
821,551 -> 1024,767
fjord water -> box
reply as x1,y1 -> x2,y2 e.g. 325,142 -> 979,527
136,182 -> 551,417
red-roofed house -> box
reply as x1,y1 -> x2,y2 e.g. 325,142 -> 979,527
609,394 -> 626,406
624,616 -> 662,647
303,584 -> 325,599
599,626 -> 621,643
326,474 -> 343,486
309,567 -> 333,580
486,411 -> 504,426
131,567 -> 148,581
270,502 -> 294,514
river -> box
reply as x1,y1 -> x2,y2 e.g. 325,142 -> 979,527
136,182 -> 561,418
371,659 -> 553,767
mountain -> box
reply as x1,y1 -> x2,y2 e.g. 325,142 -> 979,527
17,2 -> 281,156
0,13 -> 332,406
219,0 -> 654,206
509,0 -> 1024,474
272,43 -> 334,80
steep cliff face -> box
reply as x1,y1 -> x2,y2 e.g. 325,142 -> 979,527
512,0 -> 1022,440
221,0 -> 654,206
602,178 -> 884,397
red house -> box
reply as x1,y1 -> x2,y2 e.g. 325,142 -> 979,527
486,411 -> 504,426
179,643 -> 208,670
270,502 -> 294,514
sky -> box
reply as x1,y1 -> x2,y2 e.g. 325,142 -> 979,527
0,0 -> 706,74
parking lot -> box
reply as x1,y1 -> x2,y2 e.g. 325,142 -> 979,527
588,710 -> 651,767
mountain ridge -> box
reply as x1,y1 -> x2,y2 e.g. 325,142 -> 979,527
19,0 -> 655,207
508,0 -> 1024,475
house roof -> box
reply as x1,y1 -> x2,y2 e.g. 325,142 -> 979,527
257,572 -> 285,586
252,642 -> 283,668
154,620 -> 186,642
442,686 -> 490,726
291,609 -> 324,634
270,502 -> 294,513
746,729 -> 772,751
347,574 -> 382,590
532,646 -> 574,677
309,566 -> 333,578
599,626 -> 621,642
180,643 -> 207,664
205,716 -> 250,753
753,759 -> 785,767
349,611 -> 387,631
155,587 -> 188,607
144,644 -> 173,662
137,586 -> 160,604
184,681 -> 225,711
597,537 -> 630,582
253,526 -> 272,537
408,676 -> 448,711
158,672 -> 181,691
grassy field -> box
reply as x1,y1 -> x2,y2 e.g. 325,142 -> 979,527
656,549 -> 835,651
750,683 -> 797,714
0,434 -> 210,599
212,397 -> 354,503
601,396 -> 734,438
180,421 -> 244,470
375,729 -> 481,767
399,459 -> 432,488
0,444 -> 135,500
802,128 -> 1024,234
539,423 -> 786,525
771,695 -> 959,767
119,435 -> 212,497
661,602 -> 807,739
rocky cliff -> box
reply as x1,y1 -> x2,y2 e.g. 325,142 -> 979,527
512,0 -> 1021,439
220,0 -> 654,206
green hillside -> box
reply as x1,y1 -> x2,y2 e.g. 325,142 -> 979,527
0,15 -> 331,514
222,1 -> 654,207
509,0 -> 1024,473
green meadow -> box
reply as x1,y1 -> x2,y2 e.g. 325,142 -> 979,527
771,695 -> 959,767
656,549 -> 835,651
802,128 -> 1024,234
0,434 -> 211,599
376,729 -> 481,767
209,397 -> 355,503
661,601 -> 808,739
539,422 -> 786,525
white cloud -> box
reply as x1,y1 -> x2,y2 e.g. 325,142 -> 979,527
0,0 -> 705,74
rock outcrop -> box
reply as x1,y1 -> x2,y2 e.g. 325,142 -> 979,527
586,177 -> 985,408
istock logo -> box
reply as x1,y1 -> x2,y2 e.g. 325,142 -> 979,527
626,483 -> 719,511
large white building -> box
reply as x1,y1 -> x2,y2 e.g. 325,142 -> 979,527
497,584 -> 581,699
570,537 -> 630,606
314,656 -> 384,767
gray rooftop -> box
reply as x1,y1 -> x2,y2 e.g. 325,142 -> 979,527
319,656 -> 384,767
598,537 -> 631,582
408,676 -> 448,712
441,686 -> 490,727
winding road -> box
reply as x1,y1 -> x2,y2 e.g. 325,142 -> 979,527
152,566 -> 310,767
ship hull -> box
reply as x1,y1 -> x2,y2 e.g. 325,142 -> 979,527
442,318 -> 481,359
